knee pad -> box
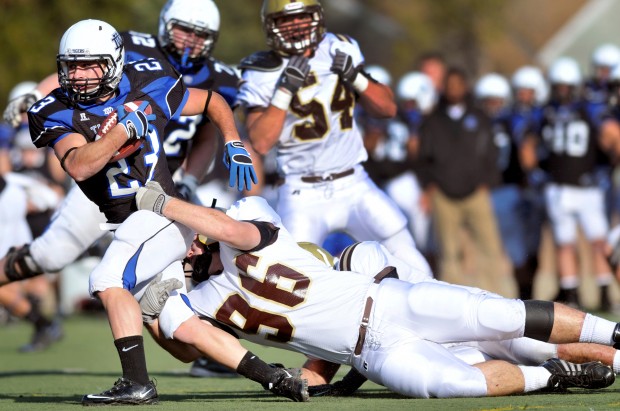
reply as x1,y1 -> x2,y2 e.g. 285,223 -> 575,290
523,300 -> 554,342
478,297 -> 526,337
4,244 -> 44,282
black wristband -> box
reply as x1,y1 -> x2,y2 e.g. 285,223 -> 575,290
60,146 -> 78,171
202,90 -> 213,118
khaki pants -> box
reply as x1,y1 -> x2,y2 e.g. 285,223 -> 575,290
431,187 -> 505,294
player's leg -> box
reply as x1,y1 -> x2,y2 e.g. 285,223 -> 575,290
83,211 -> 194,405
545,184 -> 581,307
344,174 -> 432,278
1,185 -> 108,284
578,186 -> 614,311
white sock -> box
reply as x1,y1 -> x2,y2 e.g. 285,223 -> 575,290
518,365 -> 551,392
613,351 -> 620,374
560,276 -> 579,289
579,313 -> 617,345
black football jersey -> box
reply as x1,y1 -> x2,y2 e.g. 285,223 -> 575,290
537,101 -> 608,186
28,59 -> 188,223
122,31 -> 239,173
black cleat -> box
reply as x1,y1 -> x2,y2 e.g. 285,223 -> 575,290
612,323 -> 620,350
542,358 -> 615,391
554,288 -> 581,310
82,378 -> 158,406
189,357 -> 240,378
19,320 -> 63,353
264,367 -> 309,402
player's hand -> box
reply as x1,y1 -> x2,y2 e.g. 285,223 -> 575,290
308,368 -> 367,397
277,55 -> 310,94
116,101 -> 156,140
330,49 -> 361,84
135,180 -> 173,216
223,141 -> 258,191
3,90 -> 42,128
175,174 -> 199,201
139,273 -> 183,324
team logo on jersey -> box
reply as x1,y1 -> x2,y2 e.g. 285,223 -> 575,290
80,112 -> 90,121
103,107 -> 114,115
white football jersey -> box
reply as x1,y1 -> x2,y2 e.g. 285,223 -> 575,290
187,197 -> 374,364
237,33 -> 368,176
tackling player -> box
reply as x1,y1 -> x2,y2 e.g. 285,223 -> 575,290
134,183 -> 618,399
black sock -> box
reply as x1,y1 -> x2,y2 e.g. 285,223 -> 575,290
236,351 -> 277,387
24,298 -> 51,331
114,336 -> 149,385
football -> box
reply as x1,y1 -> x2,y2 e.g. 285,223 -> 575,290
97,101 -> 152,162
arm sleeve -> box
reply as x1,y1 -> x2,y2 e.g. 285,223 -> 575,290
241,221 -> 280,252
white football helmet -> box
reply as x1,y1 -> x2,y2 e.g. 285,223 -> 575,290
396,72 -> 436,113
511,65 -> 548,105
365,65 -> 392,86
547,57 -> 582,86
474,73 -> 511,101
591,43 -> 620,68
261,0 -> 325,56
158,0 -> 220,65
57,19 -> 124,103
8,81 -> 38,103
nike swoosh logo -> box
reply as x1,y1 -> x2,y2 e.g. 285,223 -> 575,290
85,395 -> 112,399
122,344 -> 139,352
139,388 -> 153,399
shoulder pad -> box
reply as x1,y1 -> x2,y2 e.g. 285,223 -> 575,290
333,33 -> 354,44
239,51 -> 283,72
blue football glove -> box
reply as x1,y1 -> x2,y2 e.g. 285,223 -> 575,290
116,101 -> 156,140
222,141 -> 258,191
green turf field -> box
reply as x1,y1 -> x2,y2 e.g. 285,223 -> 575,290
1,314 -> 620,411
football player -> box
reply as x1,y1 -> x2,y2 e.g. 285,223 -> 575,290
16,19 -> 302,406
507,66 -> 548,300
0,0 -> 254,305
523,57 -> 614,310
134,183 -> 618,399
236,0 -> 432,278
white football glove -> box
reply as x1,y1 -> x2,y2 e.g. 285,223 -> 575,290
139,273 -> 183,324
3,90 -> 42,128
135,181 -> 173,216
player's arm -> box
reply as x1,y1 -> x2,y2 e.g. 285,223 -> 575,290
245,106 -> 287,155
181,89 -> 240,143
52,127 -> 130,181
330,50 -> 396,119
135,181 -> 261,251
47,101 -> 155,181
356,80 -> 397,119
182,89 -> 258,191
176,122 -> 219,199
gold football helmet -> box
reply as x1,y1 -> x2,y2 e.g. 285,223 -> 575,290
261,0 -> 325,56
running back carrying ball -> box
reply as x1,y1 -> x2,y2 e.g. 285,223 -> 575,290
97,100 -> 154,162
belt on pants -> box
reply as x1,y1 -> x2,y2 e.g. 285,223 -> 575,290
300,168 -> 355,183
353,266 -> 398,356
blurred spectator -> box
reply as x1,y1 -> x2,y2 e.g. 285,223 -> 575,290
418,67 -> 504,293
417,51 -> 447,94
